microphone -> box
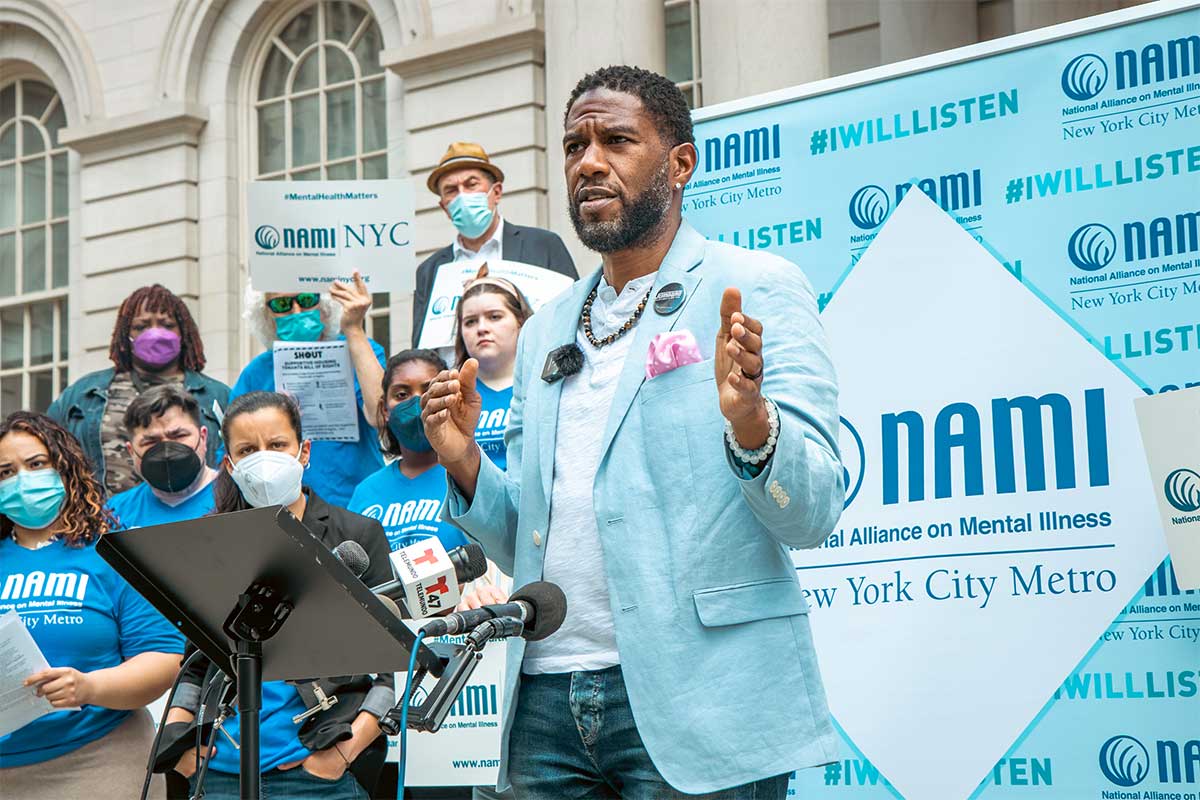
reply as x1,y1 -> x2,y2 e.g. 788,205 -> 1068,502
419,581 -> 566,641
331,540 -> 370,578
542,343 -> 584,384
369,541 -> 487,618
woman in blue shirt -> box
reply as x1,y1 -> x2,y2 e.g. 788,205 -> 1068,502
0,411 -> 184,799
452,272 -> 534,472
349,350 -> 470,553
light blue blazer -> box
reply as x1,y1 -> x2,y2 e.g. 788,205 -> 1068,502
446,220 -> 844,793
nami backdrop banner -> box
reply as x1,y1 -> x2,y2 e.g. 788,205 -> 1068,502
683,3 -> 1199,798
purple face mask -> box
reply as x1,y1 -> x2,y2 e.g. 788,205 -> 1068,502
131,327 -> 182,368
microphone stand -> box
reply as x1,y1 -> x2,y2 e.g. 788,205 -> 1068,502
94,506 -> 441,800
380,617 -> 524,735
222,581 -> 294,800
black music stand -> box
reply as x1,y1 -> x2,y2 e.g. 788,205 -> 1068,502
97,505 -> 441,800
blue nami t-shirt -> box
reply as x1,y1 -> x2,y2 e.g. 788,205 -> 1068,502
0,538 -> 185,767
475,382 -> 513,472
108,480 -> 216,530
349,462 -> 468,552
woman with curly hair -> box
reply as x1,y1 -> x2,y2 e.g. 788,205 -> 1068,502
48,284 -> 230,496
0,412 -> 185,799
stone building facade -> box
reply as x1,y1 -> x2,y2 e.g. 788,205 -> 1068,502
0,0 -> 1148,411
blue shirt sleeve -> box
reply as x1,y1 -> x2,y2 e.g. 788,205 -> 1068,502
113,574 -> 185,659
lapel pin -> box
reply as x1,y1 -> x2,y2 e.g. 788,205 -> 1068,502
654,283 -> 686,316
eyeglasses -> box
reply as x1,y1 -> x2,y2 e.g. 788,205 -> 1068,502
265,293 -> 320,314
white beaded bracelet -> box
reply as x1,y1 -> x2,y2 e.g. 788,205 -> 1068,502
725,397 -> 780,465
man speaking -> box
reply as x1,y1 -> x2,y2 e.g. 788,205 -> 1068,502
422,66 -> 844,799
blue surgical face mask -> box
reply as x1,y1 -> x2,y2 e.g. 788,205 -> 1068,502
388,397 -> 432,453
0,469 -> 66,530
448,192 -> 495,239
275,308 -> 324,342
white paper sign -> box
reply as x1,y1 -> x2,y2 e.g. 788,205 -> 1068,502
815,191 -> 1165,800
1135,386 -> 1200,589
417,260 -> 575,350
0,611 -> 78,738
247,179 -> 415,292
389,633 -> 509,787
272,341 -> 360,442
387,566 -> 513,785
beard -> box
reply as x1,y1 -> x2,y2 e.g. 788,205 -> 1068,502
569,160 -> 673,253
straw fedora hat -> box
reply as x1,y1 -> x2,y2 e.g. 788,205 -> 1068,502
426,142 -> 505,193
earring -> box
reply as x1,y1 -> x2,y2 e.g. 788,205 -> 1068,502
675,182 -> 682,189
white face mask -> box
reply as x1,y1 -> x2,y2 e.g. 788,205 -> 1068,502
230,450 -> 305,508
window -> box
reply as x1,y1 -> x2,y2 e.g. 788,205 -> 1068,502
665,0 -> 702,108
0,79 -> 69,416
253,0 -> 390,346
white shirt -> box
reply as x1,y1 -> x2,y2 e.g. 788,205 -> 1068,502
522,271 -> 657,674
452,217 -> 504,262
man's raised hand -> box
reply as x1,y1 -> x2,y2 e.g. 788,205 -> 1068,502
715,287 -> 765,426
420,358 -> 483,466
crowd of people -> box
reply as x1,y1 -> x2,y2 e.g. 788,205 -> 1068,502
0,139 -> 565,800
1,64 -> 841,800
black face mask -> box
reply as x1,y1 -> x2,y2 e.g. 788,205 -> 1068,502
139,440 -> 203,493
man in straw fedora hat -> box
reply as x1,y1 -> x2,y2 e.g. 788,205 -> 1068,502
412,142 -> 578,346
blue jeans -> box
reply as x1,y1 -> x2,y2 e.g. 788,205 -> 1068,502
190,766 -> 367,799
508,666 -> 790,799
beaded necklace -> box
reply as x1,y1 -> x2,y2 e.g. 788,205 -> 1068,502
580,284 -> 652,348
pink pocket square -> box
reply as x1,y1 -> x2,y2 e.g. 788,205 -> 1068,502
645,330 -> 703,380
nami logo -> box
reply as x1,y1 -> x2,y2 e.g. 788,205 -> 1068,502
849,170 -> 983,231
1062,34 -> 1200,105
1067,223 -> 1116,271
448,683 -> 499,718
701,124 -> 781,173
1070,211 -> 1199,271
848,185 -> 890,230
1061,54 -> 1109,101
1,571 -> 90,601
255,225 -> 280,250
430,295 -> 458,316
1164,468 -> 1200,512
1099,735 -> 1150,787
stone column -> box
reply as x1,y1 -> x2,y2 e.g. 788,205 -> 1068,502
59,105 -> 207,374
698,0 -> 829,105
543,0 -> 666,271
383,13 -> 549,346
879,1 -> 978,63
1012,0 -> 1125,33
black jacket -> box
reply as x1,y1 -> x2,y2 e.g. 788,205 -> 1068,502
159,491 -> 395,788
411,220 -> 578,346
